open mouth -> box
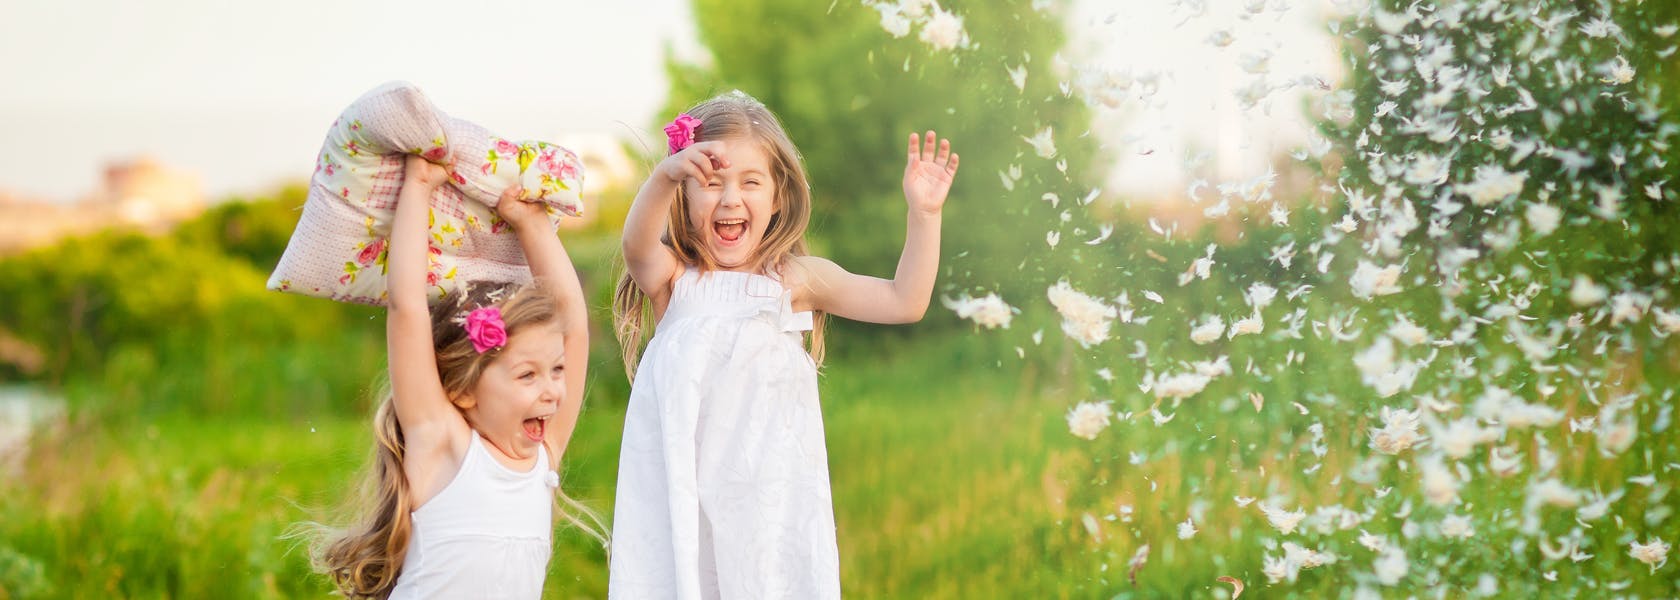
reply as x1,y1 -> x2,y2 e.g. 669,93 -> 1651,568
713,218 -> 747,243
522,415 -> 549,442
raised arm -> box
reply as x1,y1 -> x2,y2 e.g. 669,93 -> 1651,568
800,131 -> 959,324
387,157 -> 466,454
493,188 -> 590,464
622,140 -> 732,298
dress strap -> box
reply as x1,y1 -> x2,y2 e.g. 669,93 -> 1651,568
464,429 -> 559,488
754,290 -> 814,332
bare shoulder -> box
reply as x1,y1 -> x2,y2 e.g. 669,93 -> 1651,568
656,261 -> 686,306
632,255 -> 683,306
786,254 -> 843,279
402,411 -> 473,507
783,255 -> 842,311
627,240 -> 683,303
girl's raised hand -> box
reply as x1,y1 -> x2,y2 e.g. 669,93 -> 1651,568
495,187 -> 550,233
404,155 -> 452,189
657,141 -> 731,185
903,131 -> 959,215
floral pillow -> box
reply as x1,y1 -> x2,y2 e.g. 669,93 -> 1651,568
267,81 -> 584,306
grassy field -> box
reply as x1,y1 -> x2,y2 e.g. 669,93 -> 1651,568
0,334 -> 1114,599
4,328 -> 1680,598
4,222 -> 1679,598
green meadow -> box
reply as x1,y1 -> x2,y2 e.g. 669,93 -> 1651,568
3,203 -> 1676,597
0,334 -> 1088,599
0,201 -> 1115,598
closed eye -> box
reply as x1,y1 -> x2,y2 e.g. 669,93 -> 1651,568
518,371 -> 537,381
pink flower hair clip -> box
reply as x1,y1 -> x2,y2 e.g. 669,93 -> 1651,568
460,306 -> 508,353
664,113 -> 702,154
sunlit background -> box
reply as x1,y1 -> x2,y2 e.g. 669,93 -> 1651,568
0,0 -> 1334,202
3,0 -> 1678,597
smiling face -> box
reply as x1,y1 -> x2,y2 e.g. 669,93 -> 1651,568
682,136 -> 779,270
457,320 -> 566,460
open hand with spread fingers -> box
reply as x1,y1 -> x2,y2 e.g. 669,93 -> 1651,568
903,131 -> 959,216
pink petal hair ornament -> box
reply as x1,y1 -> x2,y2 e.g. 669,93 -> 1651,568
461,306 -> 508,353
664,113 -> 702,154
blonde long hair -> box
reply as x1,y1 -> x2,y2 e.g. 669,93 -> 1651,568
306,281 -> 607,598
613,91 -> 827,377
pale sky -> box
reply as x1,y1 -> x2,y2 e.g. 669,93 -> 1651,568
0,0 -> 1337,203
1067,0 -> 1344,194
0,0 -> 697,201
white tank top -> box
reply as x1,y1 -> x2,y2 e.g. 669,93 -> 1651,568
389,430 -> 557,599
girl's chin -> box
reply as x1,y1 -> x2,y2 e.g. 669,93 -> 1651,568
499,431 -> 540,448
510,435 -> 542,453
708,241 -> 756,266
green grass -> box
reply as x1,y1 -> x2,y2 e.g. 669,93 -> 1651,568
0,332 -> 1292,599
0,415 -> 363,598
5,318 -> 1680,598
0,336 -> 1080,598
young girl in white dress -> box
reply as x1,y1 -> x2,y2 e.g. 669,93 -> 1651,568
310,156 -> 601,599
608,91 -> 960,599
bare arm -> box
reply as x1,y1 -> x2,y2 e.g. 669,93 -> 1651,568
387,157 -> 467,465
622,141 -> 732,298
493,188 -> 589,464
801,131 -> 959,324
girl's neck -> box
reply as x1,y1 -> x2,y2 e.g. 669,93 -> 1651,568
694,257 -> 781,277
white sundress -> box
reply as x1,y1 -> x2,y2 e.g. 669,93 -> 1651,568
608,268 -> 841,599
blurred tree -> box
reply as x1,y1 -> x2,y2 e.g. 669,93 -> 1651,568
1320,0 -> 1680,312
0,231 -> 325,383
172,183 -> 309,271
658,0 -> 1105,340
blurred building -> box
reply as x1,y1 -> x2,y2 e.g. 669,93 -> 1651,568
0,156 -> 205,255
0,192 -> 92,254
95,156 -> 206,229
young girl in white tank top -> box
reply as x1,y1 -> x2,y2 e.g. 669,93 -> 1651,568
308,156 -> 603,599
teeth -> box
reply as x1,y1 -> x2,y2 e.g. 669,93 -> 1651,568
716,219 -> 746,225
